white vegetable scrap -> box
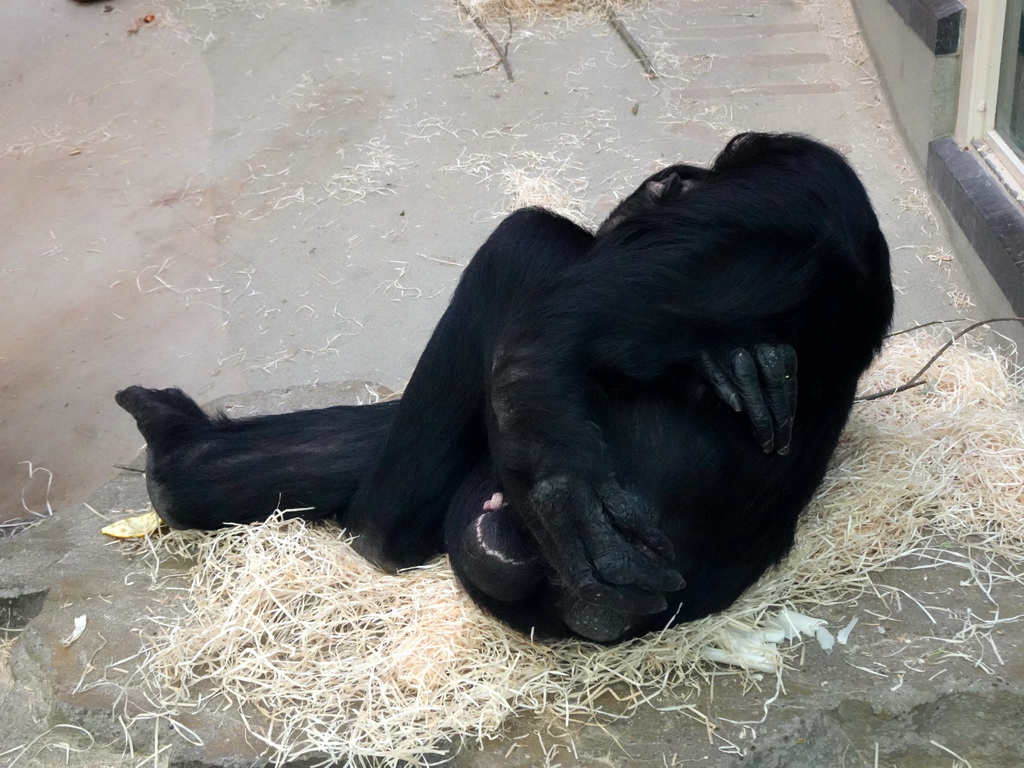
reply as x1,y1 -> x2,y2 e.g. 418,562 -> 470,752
61,615 -> 87,647
836,616 -> 859,645
770,608 -> 827,641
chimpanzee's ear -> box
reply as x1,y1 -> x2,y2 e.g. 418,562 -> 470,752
644,178 -> 668,199
662,171 -> 688,198
644,172 -> 689,203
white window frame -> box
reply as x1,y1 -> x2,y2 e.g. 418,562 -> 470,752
956,0 -> 1024,192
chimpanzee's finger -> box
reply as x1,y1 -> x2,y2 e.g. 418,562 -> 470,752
700,351 -> 743,411
755,343 -> 798,455
730,348 -> 775,453
580,490 -> 683,594
597,481 -> 675,561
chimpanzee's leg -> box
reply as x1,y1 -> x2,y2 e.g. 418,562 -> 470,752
344,208 -> 595,571
115,386 -> 399,530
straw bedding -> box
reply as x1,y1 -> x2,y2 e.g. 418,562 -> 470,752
142,330 -> 1024,766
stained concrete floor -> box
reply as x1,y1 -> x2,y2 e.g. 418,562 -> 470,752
0,0 -> 972,527
1,0 -> 1022,766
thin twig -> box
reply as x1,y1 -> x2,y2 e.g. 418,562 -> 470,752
855,379 -> 928,401
456,1 -> 514,82
856,317 -> 1024,401
606,6 -> 657,79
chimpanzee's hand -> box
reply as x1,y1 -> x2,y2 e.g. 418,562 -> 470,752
521,475 -> 684,622
700,343 -> 798,455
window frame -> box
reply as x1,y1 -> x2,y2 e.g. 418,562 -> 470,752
957,0 -> 1024,190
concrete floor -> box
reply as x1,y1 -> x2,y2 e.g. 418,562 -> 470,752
0,0 -> 973,526
3,1 -> 1020,766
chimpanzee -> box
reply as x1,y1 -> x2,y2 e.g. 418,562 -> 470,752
117,133 -> 893,643
115,160 -> 777,532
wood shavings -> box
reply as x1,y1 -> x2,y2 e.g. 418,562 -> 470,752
498,151 -> 592,226
139,330 -> 1024,766
319,139 -> 413,209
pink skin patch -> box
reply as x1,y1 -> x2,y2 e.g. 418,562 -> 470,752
482,492 -> 504,511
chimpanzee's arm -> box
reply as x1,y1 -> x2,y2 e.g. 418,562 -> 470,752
488,283 -> 688,617
489,214 -> 822,613
342,205 -> 797,579
597,162 -> 798,456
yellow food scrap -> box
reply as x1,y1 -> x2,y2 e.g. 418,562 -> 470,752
102,511 -> 164,538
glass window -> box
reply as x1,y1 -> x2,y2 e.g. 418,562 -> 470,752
995,0 -> 1024,161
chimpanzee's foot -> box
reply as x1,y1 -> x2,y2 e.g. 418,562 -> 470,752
458,505 -> 543,602
560,593 -> 638,643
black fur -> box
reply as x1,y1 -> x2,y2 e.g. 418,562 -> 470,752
117,133 -> 893,643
